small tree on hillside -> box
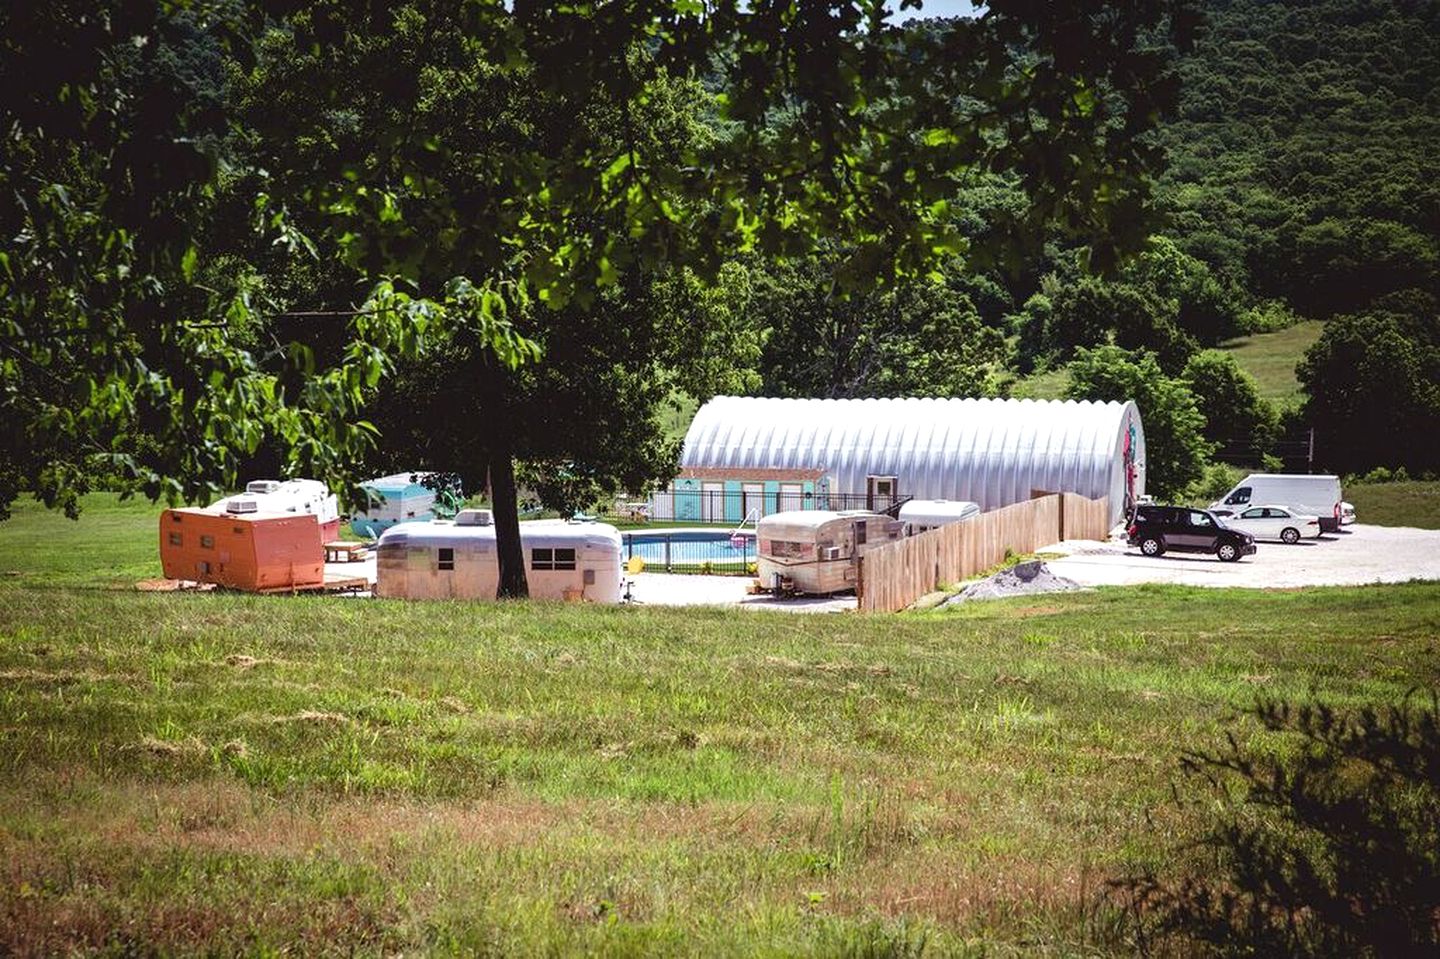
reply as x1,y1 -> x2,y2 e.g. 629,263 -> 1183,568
1297,294 -> 1440,475
1066,346 -> 1212,500
1182,349 -> 1278,463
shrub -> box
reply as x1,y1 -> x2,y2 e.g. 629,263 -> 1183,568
1187,462 -> 1245,504
1117,695 -> 1440,957
1236,299 -> 1302,335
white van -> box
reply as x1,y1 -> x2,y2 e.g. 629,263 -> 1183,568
1210,474 -> 1343,532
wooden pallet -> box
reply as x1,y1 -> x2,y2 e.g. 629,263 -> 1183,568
254,574 -> 370,595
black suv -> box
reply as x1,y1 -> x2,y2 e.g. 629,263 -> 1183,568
1126,505 -> 1256,562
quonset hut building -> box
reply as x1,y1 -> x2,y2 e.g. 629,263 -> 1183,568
649,396 -> 1144,526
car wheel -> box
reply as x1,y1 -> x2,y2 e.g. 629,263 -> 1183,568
1281,527 -> 1300,545
1217,542 -> 1240,562
1140,536 -> 1165,557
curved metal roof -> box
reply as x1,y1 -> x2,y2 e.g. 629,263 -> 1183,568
681,396 -> 1145,522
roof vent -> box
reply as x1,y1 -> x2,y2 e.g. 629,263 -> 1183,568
226,496 -> 260,514
454,508 -> 492,526
245,480 -> 281,495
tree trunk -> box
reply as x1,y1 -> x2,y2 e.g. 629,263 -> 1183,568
488,446 -> 529,599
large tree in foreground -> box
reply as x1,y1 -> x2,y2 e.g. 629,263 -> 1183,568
2,0 -> 1194,595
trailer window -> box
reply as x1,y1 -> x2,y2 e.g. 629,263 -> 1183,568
437,547 -> 454,571
200,535 -> 214,549
554,548 -> 576,570
766,540 -> 811,559
854,522 -> 867,545
168,532 -> 182,547
532,548 -> 553,570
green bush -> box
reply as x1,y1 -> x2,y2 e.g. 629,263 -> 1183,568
1236,299 -> 1302,336
1186,462 -> 1245,504
1118,695 -> 1440,957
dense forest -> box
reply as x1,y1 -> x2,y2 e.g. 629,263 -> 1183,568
722,0 -> 1440,492
930,0 -> 1439,485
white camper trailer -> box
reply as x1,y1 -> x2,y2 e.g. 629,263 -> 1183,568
898,499 -> 981,535
209,478 -> 340,542
351,472 -> 440,538
374,510 -> 623,603
757,510 -> 902,595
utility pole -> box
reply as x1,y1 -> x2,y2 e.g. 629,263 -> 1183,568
1308,427 -> 1315,473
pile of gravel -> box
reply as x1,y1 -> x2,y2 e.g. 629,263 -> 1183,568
942,560 -> 1084,605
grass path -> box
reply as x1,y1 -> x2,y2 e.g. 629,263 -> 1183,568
1,495 -> 1437,954
1219,319 -> 1324,406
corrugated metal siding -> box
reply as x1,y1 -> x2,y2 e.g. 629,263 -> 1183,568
680,397 -> 1145,524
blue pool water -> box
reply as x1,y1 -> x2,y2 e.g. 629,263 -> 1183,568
622,529 -> 756,568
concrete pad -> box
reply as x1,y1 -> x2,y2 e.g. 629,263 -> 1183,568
627,572 -> 856,612
1039,523 -> 1440,589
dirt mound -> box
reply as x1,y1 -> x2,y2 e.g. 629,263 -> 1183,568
943,561 -> 1084,605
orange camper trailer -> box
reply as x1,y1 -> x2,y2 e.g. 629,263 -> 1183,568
159,508 -> 324,591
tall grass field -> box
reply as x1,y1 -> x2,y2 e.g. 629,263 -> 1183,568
1,496 -> 1437,954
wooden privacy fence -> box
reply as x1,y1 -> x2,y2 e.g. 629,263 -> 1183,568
857,493 -> 1111,613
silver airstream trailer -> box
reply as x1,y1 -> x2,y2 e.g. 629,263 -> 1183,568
375,509 -> 623,603
898,499 -> 981,535
757,510 -> 902,595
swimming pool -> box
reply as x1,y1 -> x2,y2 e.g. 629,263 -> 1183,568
621,528 -> 756,572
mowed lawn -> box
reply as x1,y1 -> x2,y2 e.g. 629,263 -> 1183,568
1,497 -> 1438,955
1345,481 -> 1440,530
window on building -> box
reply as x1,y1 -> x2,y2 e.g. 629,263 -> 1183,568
437,547 -> 454,571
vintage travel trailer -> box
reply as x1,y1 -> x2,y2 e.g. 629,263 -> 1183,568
209,479 -> 340,543
350,473 -> 439,538
898,499 -> 981,535
375,510 -> 624,603
757,510 -> 903,595
159,509 -> 324,591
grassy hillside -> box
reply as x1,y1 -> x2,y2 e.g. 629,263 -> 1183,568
1,496 -> 1438,954
1218,319 -> 1323,407
1344,481 -> 1440,530
1008,368 -> 1070,401
661,391 -> 700,446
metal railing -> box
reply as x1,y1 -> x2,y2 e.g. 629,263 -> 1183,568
619,530 -> 756,575
607,489 -> 912,526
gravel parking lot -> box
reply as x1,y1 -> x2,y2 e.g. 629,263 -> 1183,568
1041,523 -> 1440,589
